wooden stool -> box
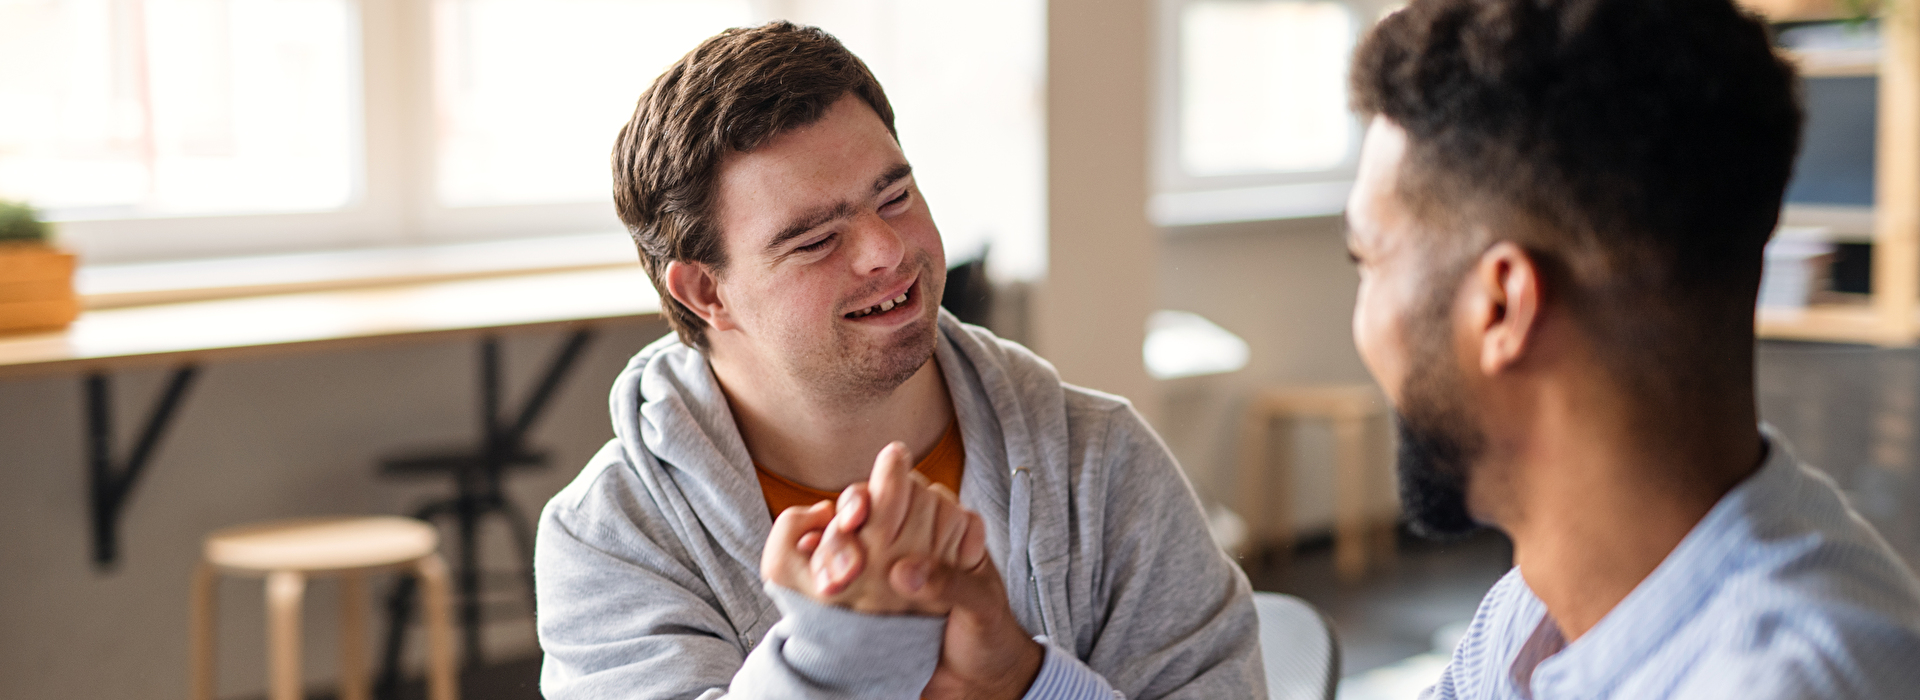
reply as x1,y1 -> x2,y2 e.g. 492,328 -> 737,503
190,516 -> 458,700
1238,385 -> 1396,582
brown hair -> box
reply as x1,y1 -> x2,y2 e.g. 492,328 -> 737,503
612,21 -> 897,349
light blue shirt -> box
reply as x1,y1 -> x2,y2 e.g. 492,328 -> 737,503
1425,429 -> 1920,700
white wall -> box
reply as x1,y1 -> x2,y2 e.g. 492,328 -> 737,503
0,320 -> 670,699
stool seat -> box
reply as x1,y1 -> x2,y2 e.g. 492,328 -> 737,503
1239,384 -> 1396,582
192,516 -> 456,700
206,516 -> 439,572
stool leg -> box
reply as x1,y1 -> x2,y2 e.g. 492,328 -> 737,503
1237,407 -> 1268,549
267,571 -> 307,700
416,554 -> 461,700
340,572 -> 370,700
1334,414 -> 1369,582
190,562 -> 218,700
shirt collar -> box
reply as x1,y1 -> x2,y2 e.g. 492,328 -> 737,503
1522,424 -> 1796,698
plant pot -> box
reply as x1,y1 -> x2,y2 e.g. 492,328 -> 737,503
0,241 -> 80,334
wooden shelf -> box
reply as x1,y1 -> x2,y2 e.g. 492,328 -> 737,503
1756,301 -> 1920,345
1739,0 -> 1851,23
1786,46 -> 1882,77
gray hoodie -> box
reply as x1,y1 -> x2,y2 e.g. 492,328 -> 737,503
535,311 -> 1263,699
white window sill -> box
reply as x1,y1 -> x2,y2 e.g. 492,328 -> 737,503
1150,180 -> 1354,229
77,232 -> 639,309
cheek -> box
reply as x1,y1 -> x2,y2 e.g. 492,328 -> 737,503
902,205 -> 944,268
731,272 -> 836,327
1353,276 -> 1408,400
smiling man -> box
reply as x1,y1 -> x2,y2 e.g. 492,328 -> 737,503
1344,0 -> 1920,698
533,22 -> 1259,700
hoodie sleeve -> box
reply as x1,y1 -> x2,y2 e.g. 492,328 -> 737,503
1072,398 -> 1266,699
535,441 -> 946,700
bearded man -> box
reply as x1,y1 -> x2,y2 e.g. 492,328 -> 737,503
532,22 -> 1261,700
1344,0 -> 1920,697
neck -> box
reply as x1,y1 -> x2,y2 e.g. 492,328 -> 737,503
709,350 -> 953,492
1484,366 -> 1762,642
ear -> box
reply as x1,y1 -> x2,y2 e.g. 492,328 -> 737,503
663,260 -> 737,332
1464,241 -> 1543,375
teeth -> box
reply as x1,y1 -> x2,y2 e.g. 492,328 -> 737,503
847,291 -> 911,319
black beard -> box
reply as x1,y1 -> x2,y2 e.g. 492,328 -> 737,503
1394,411 -> 1481,540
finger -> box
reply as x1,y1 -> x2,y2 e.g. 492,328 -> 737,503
814,538 -> 865,596
890,554 -> 937,597
813,485 -> 869,578
865,442 -> 915,543
810,526 -> 867,595
797,530 -> 821,554
930,492 -> 966,565
898,543 -> 1006,615
893,479 -> 938,557
923,482 -> 966,564
957,511 -> 989,571
831,483 -> 872,535
762,501 -> 835,584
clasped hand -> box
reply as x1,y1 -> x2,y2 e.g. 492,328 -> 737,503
760,442 -> 984,614
760,442 -> 1045,700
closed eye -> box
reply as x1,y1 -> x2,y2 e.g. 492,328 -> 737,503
796,232 -> 837,253
880,189 -> 912,215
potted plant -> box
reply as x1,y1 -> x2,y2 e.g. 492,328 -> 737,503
0,199 -> 80,334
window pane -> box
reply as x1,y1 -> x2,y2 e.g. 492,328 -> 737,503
0,0 -> 356,217
1179,0 -> 1354,177
779,0 -> 1047,280
434,0 -> 750,207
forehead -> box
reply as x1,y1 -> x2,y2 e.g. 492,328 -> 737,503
712,96 -> 905,247
1347,117 -> 1410,249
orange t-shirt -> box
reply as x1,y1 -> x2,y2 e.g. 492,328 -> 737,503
755,419 -> 965,518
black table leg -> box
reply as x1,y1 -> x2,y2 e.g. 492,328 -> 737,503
88,365 -> 199,570
377,327 -> 594,688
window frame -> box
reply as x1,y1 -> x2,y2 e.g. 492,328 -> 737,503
48,0 -> 625,265
1150,0 -> 1392,228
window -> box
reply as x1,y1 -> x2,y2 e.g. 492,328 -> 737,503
1153,0 -> 1387,227
767,0 -> 1046,280
0,0 -> 357,217
0,0 -> 1046,276
433,0 -> 750,207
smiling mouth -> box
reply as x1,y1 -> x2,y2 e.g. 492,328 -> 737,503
845,287 -> 912,319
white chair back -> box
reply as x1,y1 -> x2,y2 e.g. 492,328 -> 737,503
1253,591 -> 1340,700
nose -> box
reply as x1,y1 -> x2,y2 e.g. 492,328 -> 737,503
846,211 -> 906,275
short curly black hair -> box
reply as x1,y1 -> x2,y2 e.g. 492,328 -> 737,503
1351,0 -> 1802,339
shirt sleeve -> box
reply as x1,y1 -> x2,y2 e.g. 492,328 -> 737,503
1021,637 -> 1124,700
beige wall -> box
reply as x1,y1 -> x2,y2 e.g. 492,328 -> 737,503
1154,215 -> 1383,538
0,321 -> 669,699
1033,0 -> 1159,416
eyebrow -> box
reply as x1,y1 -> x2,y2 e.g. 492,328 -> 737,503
763,163 -> 915,253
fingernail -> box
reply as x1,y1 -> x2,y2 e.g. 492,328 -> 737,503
814,569 -> 832,592
831,550 -> 855,579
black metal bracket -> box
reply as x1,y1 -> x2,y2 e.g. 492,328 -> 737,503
484,328 -> 595,466
88,365 -> 200,571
